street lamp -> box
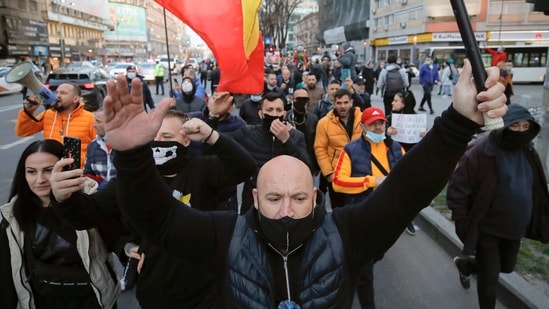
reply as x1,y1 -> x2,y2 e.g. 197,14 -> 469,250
116,19 -> 126,61
413,35 -> 418,65
55,0 -> 74,65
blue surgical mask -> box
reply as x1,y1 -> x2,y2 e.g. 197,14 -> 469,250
365,131 -> 386,143
127,72 -> 136,79
250,95 -> 263,102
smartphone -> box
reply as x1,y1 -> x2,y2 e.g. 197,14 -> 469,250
62,136 -> 81,171
173,78 -> 178,85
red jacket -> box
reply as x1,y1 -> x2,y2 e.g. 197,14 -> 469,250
485,48 -> 507,67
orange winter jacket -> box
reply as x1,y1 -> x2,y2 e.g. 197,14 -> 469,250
15,103 -> 96,168
314,107 -> 363,177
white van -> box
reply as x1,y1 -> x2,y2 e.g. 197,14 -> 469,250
187,58 -> 200,70
156,55 -> 181,74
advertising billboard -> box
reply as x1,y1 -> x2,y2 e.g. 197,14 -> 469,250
104,3 -> 147,42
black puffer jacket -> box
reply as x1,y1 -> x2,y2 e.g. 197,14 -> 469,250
226,203 -> 352,308
229,125 -> 312,212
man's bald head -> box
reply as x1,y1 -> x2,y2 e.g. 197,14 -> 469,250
257,155 -> 312,188
254,155 -> 316,219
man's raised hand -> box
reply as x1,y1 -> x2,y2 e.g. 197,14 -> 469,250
453,59 -> 507,124
103,74 -> 172,151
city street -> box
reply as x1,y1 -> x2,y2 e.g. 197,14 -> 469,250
0,82 -> 545,308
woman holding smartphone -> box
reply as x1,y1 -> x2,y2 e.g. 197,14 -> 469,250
0,140 -> 119,309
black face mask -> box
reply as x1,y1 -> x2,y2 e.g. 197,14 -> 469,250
501,129 -> 532,149
262,114 -> 284,131
151,141 -> 188,175
293,98 -> 309,114
259,210 -> 314,254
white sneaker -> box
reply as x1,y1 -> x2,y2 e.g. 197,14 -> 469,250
442,95 -> 449,99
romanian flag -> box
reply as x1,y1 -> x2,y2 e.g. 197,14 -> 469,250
156,0 -> 264,94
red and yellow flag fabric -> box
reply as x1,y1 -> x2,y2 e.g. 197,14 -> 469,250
156,0 -> 264,94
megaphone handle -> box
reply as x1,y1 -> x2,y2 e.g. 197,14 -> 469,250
22,106 -> 44,123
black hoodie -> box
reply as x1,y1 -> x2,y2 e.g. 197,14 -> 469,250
484,104 -> 541,239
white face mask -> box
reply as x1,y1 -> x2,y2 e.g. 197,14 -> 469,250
182,82 -> 193,93
127,72 -> 136,79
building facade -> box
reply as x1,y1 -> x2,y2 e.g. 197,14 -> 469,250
316,0 -> 548,67
0,0 -> 110,69
292,12 -> 320,55
370,0 -> 549,67
0,0 -> 193,68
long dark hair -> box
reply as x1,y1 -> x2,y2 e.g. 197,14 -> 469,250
9,140 -> 63,231
394,92 -> 417,114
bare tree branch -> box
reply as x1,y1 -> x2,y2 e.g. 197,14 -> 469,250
259,0 -> 303,49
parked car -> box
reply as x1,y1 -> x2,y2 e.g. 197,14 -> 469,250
0,66 -> 23,95
66,61 -> 95,69
108,62 -> 136,77
137,62 -> 156,84
44,67 -> 110,111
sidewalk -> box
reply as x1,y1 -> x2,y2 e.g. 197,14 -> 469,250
370,83 -> 549,308
417,207 -> 548,309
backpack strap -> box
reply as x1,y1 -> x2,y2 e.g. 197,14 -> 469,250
370,154 -> 389,176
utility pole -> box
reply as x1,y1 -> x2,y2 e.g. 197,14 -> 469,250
117,18 -> 125,61
56,0 -> 65,64
55,0 -> 74,66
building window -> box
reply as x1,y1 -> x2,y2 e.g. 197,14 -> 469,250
30,0 -> 37,12
489,1 -> 526,15
17,0 -> 26,9
395,11 -> 407,23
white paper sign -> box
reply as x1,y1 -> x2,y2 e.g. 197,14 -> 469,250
391,114 -> 427,144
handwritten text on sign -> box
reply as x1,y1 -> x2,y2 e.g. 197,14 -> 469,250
391,114 -> 427,144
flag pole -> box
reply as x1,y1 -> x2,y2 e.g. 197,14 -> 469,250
163,8 -> 174,96
449,0 -> 503,130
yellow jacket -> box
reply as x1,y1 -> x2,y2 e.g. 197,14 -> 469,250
15,103 -> 96,168
333,138 -> 405,194
314,107 -> 363,177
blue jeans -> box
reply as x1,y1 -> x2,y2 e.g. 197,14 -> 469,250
443,84 -> 452,96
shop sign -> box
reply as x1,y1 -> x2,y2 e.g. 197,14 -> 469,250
3,16 -> 49,45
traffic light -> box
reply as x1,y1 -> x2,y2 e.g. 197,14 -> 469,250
526,0 -> 549,15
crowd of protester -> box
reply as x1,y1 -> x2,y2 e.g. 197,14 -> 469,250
1,41 -> 544,309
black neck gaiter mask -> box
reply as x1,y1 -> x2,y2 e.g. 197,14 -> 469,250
501,129 -> 533,150
262,114 -> 284,131
151,141 -> 188,175
258,210 -> 314,254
